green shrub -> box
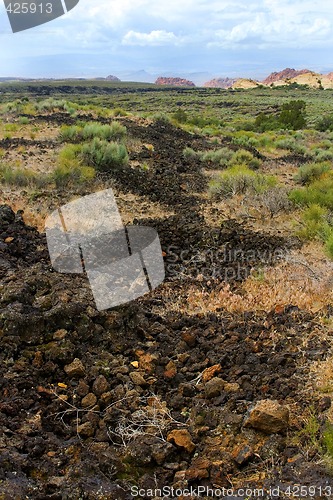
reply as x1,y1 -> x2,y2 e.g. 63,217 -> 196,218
18,116 -> 30,125
182,147 -> 233,166
316,115 -> 333,132
182,147 -> 198,160
201,148 -> 233,166
313,149 -> 333,162
209,165 -> 277,198
254,100 -> 307,131
58,125 -> 81,142
53,163 -> 95,189
229,149 -> 261,169
297,204 -> 330,240
275,138 -> 307,155
113,108 -> 128,117
59,122 -> 127,142
279,100 -> 306,130
254,112 -> 280,132
152,112 -> 171,124
294,162 -> 331,185
290,177 -> 333,210
172,109 -> 188,123
80,138 -> 128,172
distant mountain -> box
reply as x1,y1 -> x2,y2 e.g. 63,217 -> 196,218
204,77 -> 237,89
262,68 -> 310,85
105,75 -> 121,82
155,77 -> 196,87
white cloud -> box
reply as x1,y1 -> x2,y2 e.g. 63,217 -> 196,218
122,30 -> 180,46
1,0 -> 333,76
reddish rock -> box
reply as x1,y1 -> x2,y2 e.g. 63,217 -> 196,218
185,457 -> 210,480
167,429 -> 196,453
262,68 -> 311,85
244,400 -> 289,434
232,444 -> 254,465
164,360 -> 177,379
202,364 -> 222,382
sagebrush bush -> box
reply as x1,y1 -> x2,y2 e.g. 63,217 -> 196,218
316,115 -> 333,132
294,162 -> 331,185
59,122 -> 127,142
152,112 -> 171,124
201,148 -> 233,165
290,177 -> 333,210
58,125 -> 81,142
182,147 -> 233,166
80,138 -> 128,171
297,204 -> 330,240
209,165 -> 277,198
313,149 -> 333,162
275,138 -> 307,155
182,147 -> 198,160
229,149 -> 261,169
18,116 -> 30,125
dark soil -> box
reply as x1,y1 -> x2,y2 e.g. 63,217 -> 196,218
1,116 -> 333,499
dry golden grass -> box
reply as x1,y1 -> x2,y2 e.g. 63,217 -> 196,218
183,250 -> 333,315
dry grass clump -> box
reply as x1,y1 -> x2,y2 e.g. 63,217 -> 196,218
185,256 -> 333,315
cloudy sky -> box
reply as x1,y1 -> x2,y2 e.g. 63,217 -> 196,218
0,0 -> 332,82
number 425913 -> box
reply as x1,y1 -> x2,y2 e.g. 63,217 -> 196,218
6,3 -> 53,14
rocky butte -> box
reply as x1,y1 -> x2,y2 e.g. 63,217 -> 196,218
155,77 -> 196,87
204,77 -> 237,89
262,68 -> 311,85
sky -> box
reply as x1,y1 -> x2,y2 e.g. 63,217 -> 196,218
0,0 -> 333,82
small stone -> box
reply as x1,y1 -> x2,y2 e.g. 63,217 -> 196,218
151,441 -> 174,465
100,391 -> 113,405
185,458 -> 210,480
202,364 -> 222,382
53,329 -> 67,341
224,382 -> 240,393
76,379 -> 89,397
48,477 -> 66,487
32,351 -> 43,368
205,377 -> 225,399
92,375 -> 109,396
174,470 -> 186,481
181,331 -> 197,347
81,393 -> 97,408
77,421 -> 95,437
164,360 -> 177,379
232,444 -> 254,465
167,429 -> 196,453
244,399 -> 289,434
64,358 -> 85,378
130,372 -> 148,386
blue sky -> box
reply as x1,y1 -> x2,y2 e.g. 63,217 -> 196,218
0,0 -> 332,82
